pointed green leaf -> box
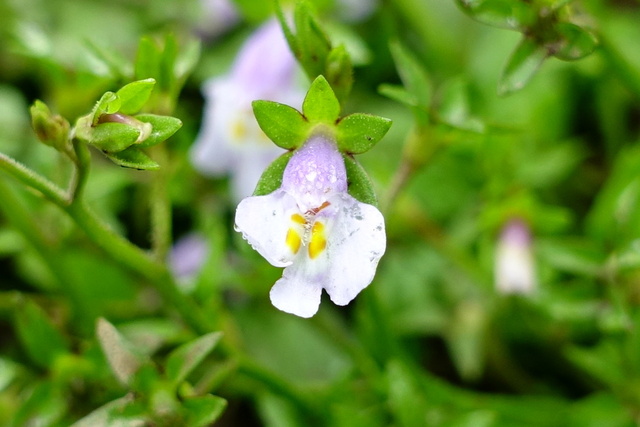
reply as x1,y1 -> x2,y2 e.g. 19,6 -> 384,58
14,298 -> 69,369
293,1 -> 332,78
446,300 -> 486,381
253,151 -> 294,196
116,79 -> 156,115
135,36 -> 161,81
12,380 -> 67,427
166,332 -> 222,386
92,92 -> 120,125
303,75 -> 341,123
554,22 -> 598,61
105,147 -> 159,170
378,83 -> 419,107
252,100 -> 310,150
498,37 -> 548,96
160,33 -> 178,92
90,122 -> 140,152
336,113 -> 392,154
183,395 -> 227,427
343,154 -> 377,206
325,45 -> 353,105
437,77 -> 486,133
135,114 -> 182,147
70,394 -> 144,427
96,318 -> 147,385
389,41 -> 431,107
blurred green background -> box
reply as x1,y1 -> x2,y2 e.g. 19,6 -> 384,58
1,0 -> 640,425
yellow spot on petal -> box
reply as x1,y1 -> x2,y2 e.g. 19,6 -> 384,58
231,120 -> 247,141
291,213 -> 306,224
308,221 -> 327,259
286,228 -> 302,254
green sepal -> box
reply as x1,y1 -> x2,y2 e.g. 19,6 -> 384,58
92,92 -> 120,125
135,114 -> 183,147
182,395 -> 227,427
553,22 -> 598,61
14,298 -> 69,369
252,100 -> 310,150
165,332 -> 222,387
253,151 -> 295,196
116,78 -> 156,114
498,37 -> 548,96
105,147 -> 160,170
90,122 -> 140,152
302,75 -> 341,124
343,154 -> 378,206
292,1 -> 332,78
389,41 -> 431,108
336,113 -> 392,154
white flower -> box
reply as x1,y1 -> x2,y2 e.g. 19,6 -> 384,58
234,134 -> 386,317
190,18 -> 305,201
495,219 -> 537,295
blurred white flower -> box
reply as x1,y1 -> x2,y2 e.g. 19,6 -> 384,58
494,219 -> 537,295
197,0 -> 241,39
235,134 -> 386,318
190,18 -> 304,202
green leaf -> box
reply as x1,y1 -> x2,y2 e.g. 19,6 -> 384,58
165,332 -> 222,386
336,113 -> 392,154
445,300 -> 486,381
325,45 -> 353,105
105,147 -> 159,170
389,41 -> 431,107
92,92 -> 121,125
183,395 -> 227,427
343,154 -> 378,206
292,1 -> 332,78
437,77 -> 485,133
253,151 -> 294,196
90,122 -> 140,152
14,298 -> 69,369
378,84 -> 418,107
554,22 -> 598,61
498,37 -> 548,96
135,114 -> 183,147
302,75 -> 341,123
96,318 -> 148,386
159,33 -> 178,93
252,100 -> 310,150
457,0 -> 535,30
116,79 -> 156,115
11,381 -> 67,427
70,394 -> 145,427
135,36 -> 161,81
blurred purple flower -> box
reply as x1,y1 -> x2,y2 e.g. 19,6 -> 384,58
494,219 -> 537,295
169,233 -> 210,284
190,18 -> 305,202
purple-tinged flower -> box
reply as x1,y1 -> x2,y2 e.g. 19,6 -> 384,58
234,134 -> 386,317
495,219 -> 537,295
169,233 -> 210,288
190,18 -> 305,201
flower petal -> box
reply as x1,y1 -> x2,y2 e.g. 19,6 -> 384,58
235,190 -> 298,267
322,194 -> 386,306
270,263 -> 323,318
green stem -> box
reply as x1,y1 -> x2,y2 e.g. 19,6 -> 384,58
0,153 -> 68,207
149,144 -> 172,261
69,140 -> 92,201
0,151 -> 212,335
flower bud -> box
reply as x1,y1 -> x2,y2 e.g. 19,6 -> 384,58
30,100 -> 70,151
